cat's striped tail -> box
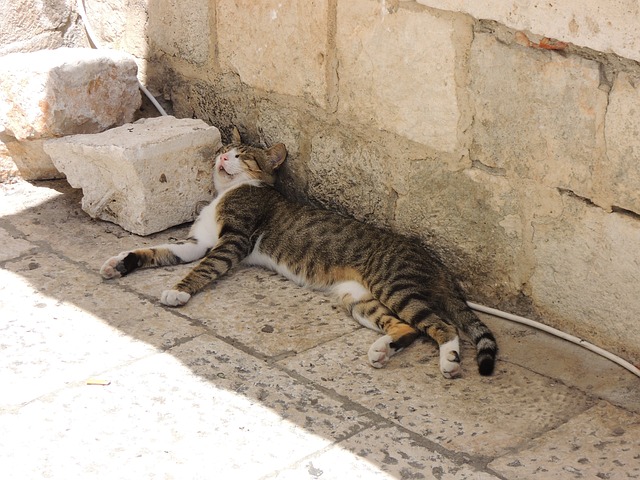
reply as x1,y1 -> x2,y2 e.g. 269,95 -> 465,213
445,298 -> 498,375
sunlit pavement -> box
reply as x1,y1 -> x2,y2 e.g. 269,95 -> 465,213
1,179 -> 638,479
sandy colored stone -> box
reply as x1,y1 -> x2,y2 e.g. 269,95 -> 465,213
146,0 -> 209,65
337,0 -> 471,152
0,48 -> 141,140
417,0 -> 640,63
0,228 -> 36,262
307,130 -> 397,227
217,0 -> 329,107
603,71 -> 640,213
0,135 -> 64,180
0,0 -> 86,56
469,33 -> 607,200
489,402 -> 640,479
273,425 -> 501,479
0,350 -> 327,479
529,192 -> 640,365
43,116 -> 221,236
282,330 -> 595,458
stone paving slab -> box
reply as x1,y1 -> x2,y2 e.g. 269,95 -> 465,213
489,402 -> 640,479
482,314 -> 640,413
0,226 -> 36,261
4,253 -> 205,352
0,348 -> 342,480
2,178 -> 640,479
281,330 -> 596,458
121,265 -> 361,359
266,424 -> 501,480
0,267 -> 155,409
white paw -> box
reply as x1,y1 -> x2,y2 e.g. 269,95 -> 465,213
160,289 -> 191,307
368,335 -> 394,368
100,252 -> 129,279
439,337 -> 461,379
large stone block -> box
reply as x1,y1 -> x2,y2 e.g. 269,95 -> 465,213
469,33 -> 607,200
0,47 -> 141,180
43,116 -> 221,236
417,0 -> 640,64
147,0 -> 209,65
217,0 -> 329,107
603,72 -> 640,214
0,134 -> 64,181
336,1 -> 472,153
308,130 -> 397,227
0,48 -> 141,140
0,0 -> 84,56
530,193 -> 640,364
393,161 -> 522,302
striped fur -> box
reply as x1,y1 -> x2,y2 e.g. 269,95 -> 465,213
101,130 -> 497,378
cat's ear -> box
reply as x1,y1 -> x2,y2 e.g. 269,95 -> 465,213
231,127 -> 242,144
266,143 -> 287,172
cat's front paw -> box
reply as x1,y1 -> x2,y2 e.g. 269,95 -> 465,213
100,252 -> 130,279
439,337 -> 461,379
368,335 -> 394,368
160,289 -> 191,307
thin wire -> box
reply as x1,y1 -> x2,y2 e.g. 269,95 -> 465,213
468,301 -> 640,378
76,0 -> 167,116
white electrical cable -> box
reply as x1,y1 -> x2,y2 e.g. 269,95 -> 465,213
468,301 -> 640,378
76,0 -> 168,116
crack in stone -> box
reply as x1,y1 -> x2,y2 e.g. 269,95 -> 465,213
611,205 -> 640,222
471,159 -> 506,176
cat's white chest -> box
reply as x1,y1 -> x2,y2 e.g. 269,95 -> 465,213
189,194 -> 224,245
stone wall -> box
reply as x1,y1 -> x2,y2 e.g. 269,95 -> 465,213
3,0 -> 640,365
0,0 -> 87,55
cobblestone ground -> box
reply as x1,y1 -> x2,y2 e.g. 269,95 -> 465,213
1,178 -> 638,479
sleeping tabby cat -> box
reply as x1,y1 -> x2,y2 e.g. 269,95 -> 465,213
101,129 -> 497,378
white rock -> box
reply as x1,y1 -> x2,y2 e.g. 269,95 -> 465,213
0,134 -> 65,180
44,116 -> 221,236
0,47 -> 141,140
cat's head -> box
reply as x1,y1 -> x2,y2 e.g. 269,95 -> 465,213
213,128 -> 287,193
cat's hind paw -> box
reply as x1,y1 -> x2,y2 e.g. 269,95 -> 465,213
439,337 -> 461,379
160,289 -> 191,307
368,335 -> 395,368
100,252 -> 130,279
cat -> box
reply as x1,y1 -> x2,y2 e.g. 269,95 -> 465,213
100,129 -> 497,378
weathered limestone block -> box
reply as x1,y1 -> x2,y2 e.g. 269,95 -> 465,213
146,0 -> 209,65
0,134 -> 63,180
469,33 -> 607,200
43,117 -> 221,236
0,48 -> 141,140
530,193 -> 640,365
336,0 -> 472,153
393,160 -> 522,302
0,0 -> 85,56
0,47 -> 141,180
603,72 -> 640,214
308,130 -> 397,227
417,0 -> 640,64
217,0 -> 329,107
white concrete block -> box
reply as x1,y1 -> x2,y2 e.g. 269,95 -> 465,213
43,116 -> 221,236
